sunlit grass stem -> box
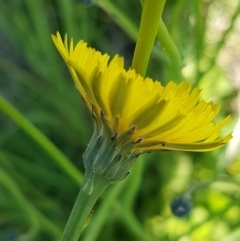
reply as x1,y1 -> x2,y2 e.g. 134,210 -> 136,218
157,19 -> 182,81
82,181 -> 126,241
132,0 -> 166,76
61,171 -> 109,241
98,0 -> 182,80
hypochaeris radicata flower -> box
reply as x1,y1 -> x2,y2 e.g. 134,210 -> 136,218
52,32 -> 231,184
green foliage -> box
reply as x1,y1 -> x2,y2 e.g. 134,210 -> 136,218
0,0 -> 239,240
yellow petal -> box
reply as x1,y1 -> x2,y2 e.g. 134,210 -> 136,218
52,32 -> 232,153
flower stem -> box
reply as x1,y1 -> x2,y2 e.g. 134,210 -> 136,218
132,0 -> 166,76
61,170 -> 110,241
82,181 -> 126,241
157,19 -> 182,81
0,95 -> 82,185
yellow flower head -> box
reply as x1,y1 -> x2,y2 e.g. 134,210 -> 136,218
52,32 -> 231,182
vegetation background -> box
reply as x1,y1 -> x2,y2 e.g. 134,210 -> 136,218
0,0 -> 239,240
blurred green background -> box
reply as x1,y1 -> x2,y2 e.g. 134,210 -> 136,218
0,0 -> 239,240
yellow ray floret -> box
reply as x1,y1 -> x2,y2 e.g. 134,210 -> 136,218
52,32 -> 232,152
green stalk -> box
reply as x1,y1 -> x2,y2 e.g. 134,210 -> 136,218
157,19 -> 182,81
83,181 -> 126,241
169,0 -> 187,33
97,0 -> 182,80
61,170 -> 110,241
0,95 -> 82,185
132,0 -> 166,76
